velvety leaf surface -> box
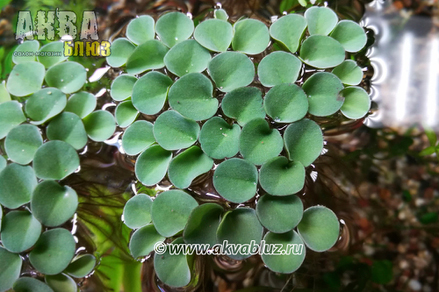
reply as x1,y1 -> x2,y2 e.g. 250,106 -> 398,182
123,194 -> 153,229
33,141 -> 80,180
45,62 -> 87,94
151,190 -> 198,237
194,19 -> 233,52
168,146 -> 213,189
29,228 -> 76,275
168,73 -> 217,121
256,194 -> 303,233
135,145 -> 172,186
258,52 -> 302,87
213,158 -> 258,203
239,118 -> 283,165
31,180 -> 78,227
284,118 -> 324,166
302,72 -> 344,116
156,12 -> 194,48
126,40 -> 169,75
297,206 -> 340,252
221,87 -> 265,126
259,157 -> 305,196
216,208 -> 263,260
208,51 -> 255,92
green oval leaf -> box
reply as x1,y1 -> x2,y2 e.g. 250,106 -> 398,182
123,193 -> 153,229
340,86 -> 370,119
13,277 -> 54,292
261,230 -> 306,273
110,74 -> 137,101
82,110 -> 116,142
213,158 -> 258,203
12,40 -> 39,64
106,38 -> 136,67
37,41 -> 67,68
164,39 -> 211,77
257,51 -> 302,87
126,40 -> 169,75
208,51 -> 255,92
156,12 -> 194,48
65,91 -> 96,119
221,86 -> 265,126
304,6 -> 338,35
122,120 -> 155,156
45,274 -> 77,292
256,194 -> 303,233
115,100 -> 138,128
45,61 -> 87,94
1,210 -> 41,253
7,61 -> 45,97
183,203 -> 223,246
0,163 -> 37,209
284,118 -> 323,166
259,157 -> 305,196
29,228 -> 76,275
126,15 -> 155,45
332,60 -> 363,85
131,71 -> 172,115
302,72 -> 344,116
0,81 -> 11,103
194,19 -> 233,52
24,88 -> 67,124
151,189 -> 198,237
239,118 -> 283,165
154,237 -> 191,288
31,180 -> 78,227
46,112 -> 87,150
129,224 -> 165,258
5,124 -> 43,165
33,141 -> 80,180
135,145 -> 172,186
0,247 -> 22,292
269,14 -> 307,53
0,101 -> 26,139
232,19 -> 269,55
264,83 -> 308,123
330,20 -> 367,52
64,254 -> 96,278
297,205 -> 340,252
168,146 -> 213,189
199,117 -> 241,159
168,73 -> 217,121
216,208 -> 263,260
153,110 -> 199,151
214,8 -> 228,21
300,35 -> 345,69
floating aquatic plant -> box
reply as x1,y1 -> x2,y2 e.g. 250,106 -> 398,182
0,5 -> 371,291
106,5 -> 370,288
0,43 -> 107,291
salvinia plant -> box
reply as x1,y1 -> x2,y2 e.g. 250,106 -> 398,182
0,5 -> 372,291
0,41 -> 113,291
106,5 -> 371,289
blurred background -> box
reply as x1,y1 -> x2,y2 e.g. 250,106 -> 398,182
1,0 -> 439,291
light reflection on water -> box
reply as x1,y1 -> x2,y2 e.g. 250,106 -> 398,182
364,0 -> 439,129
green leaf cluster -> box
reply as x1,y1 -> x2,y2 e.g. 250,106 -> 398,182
0,41 -> 102,292
105,6 -> 369,288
